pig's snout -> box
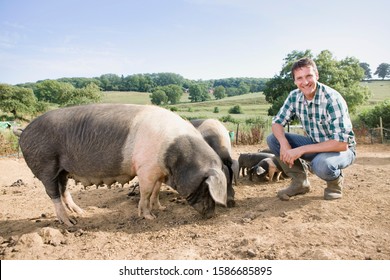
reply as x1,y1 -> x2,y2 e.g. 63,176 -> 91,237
186,186 -> 216,219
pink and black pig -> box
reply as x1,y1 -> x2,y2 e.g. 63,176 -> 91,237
249,156 -> 284,182
19,104 -> 227,226
190,119 -> 238,207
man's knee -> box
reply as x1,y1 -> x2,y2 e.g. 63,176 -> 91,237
266,134 -> 279,155
311,159 -> 340,181
266,134 -> 274,146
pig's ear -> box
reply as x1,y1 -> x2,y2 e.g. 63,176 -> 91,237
205,168 -> 227,206
256,166 -> 266,175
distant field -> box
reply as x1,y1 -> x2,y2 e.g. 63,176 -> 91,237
359,80 -> 390,111
172,92 -> 270,121
102,91 -> 271,122
102,91 -> 152,105
101,80 -> 390,124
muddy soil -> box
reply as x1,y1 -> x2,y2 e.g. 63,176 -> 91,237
1,144 -> 389,260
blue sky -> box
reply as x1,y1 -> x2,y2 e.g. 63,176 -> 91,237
1,0 -> 389,84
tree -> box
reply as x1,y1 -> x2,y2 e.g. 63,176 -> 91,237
0,84 -> 41,118
35,80 -> 74,104
374,63 -> 390,80
264,49 -> 371,115
122,74 -> 155,92
213,77 -> 267,93
99,73 -> 121,91
163,84 -> 183,104
188,84 -> 210,102
359,62 -> 372,80
123,75 -> 140,91
213,86 -> 226,100
151,73 -> 185,87
57,77 -> 101,88
150,85 -> 183,105
238,82 -> 250,95
228,105 -> 243,114
64,83 -> 102,106
264,50 -> 311,115
34,80 -> 102,106
226,87 -> 239,97
150,89 -> 168,105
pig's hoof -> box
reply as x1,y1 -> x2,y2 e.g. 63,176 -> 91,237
143,213 -> 156,220
227,200 -> 236,208
151,203 -> 166,211
59,217 -> 77,226
279,193 -> 291,201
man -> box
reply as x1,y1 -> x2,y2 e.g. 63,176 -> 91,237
267,57 -> 356,200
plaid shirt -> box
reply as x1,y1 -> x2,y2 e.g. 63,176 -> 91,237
272,82 -> 356,148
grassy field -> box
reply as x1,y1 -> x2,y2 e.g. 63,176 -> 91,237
359,80 -> 390,111
102,81 -> 389,124
102,91 -> 272,133
102,91 -> 152,105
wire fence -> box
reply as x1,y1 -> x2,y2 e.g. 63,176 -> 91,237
365,127 -> 390,144
352,125 -> 390,144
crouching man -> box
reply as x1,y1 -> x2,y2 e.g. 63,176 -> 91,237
267,57 -> 356,201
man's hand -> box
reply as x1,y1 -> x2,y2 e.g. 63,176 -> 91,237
280,147 -> 304,168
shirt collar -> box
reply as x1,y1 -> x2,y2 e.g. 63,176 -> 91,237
297,82 -> 322,105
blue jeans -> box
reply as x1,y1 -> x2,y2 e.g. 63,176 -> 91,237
266,133 -> 356,181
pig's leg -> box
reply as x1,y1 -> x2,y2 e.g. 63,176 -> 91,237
52,198 -> 76,226
40,165 -> 77,226
58,171 -> 84,215
62,190 -> 84,214
150,180 -> 166,211
44,184 -> 77,226
137,177 -> 156,220
275,171 -> 282,182
268,169 -> 275,182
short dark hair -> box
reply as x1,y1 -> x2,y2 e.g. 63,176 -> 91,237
291,57 -> 317,80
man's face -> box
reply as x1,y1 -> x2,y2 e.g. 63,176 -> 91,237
293,66 -> 319,99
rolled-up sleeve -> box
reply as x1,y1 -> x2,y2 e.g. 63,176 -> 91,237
272,92 -> 296,126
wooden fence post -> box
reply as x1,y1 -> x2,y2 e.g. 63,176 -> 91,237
236,123 -> 239,145
380,117 -> 384,144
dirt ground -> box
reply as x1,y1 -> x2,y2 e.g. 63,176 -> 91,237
0,143 -> 389,260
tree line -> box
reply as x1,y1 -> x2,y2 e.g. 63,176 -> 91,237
359,62 -> 390,80
0,74 -> 267,119
0,82 -> 102,120
0,49 -> 388,128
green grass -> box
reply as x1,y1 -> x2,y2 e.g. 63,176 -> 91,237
102,90 -> 272,123
171,92 -> 270,121
102,91 -> 152,105
101,90 -> 273,137
358,80 -> 390,112
362,80 -> 390,102
100,80 -> 390,123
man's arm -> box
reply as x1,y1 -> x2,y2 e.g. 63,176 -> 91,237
272,123 -> 349,167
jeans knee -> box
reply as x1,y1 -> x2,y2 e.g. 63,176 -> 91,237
266,134 -> 279,155
311,160 -> 340,181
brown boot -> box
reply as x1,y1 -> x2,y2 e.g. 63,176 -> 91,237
324,174 -> 343,200
276,158 -> 310,201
